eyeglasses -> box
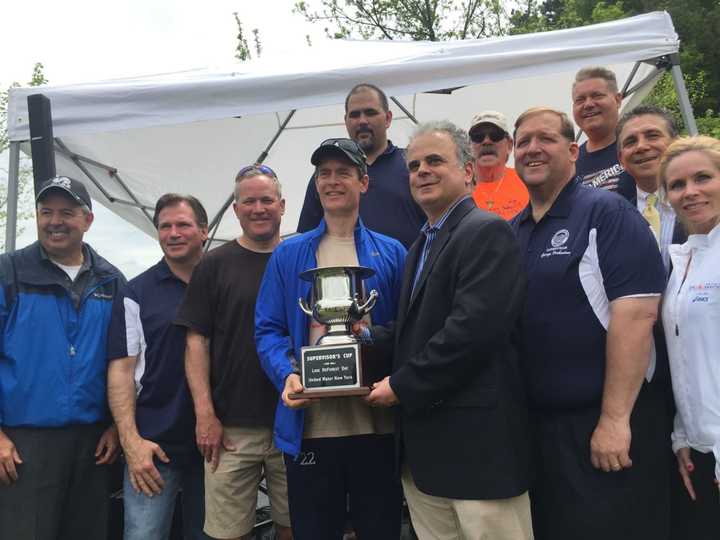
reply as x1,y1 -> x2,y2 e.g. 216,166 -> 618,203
469,127 -> 507,144
237,164 -> 277,179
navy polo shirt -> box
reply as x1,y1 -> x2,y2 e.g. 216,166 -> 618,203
511,178 -> 665,411
107,258 -> 199,468
297,141 -> 426,249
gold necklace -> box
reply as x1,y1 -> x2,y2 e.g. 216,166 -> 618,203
476,171 -> 506,209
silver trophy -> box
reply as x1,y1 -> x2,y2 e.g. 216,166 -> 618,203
292,266 -> 378,398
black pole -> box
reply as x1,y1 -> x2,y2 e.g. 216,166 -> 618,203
27,93 -> 56,194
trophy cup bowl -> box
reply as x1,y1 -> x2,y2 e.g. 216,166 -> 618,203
292,266 -> 378,398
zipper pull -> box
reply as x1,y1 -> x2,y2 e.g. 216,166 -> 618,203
675,324 -> 679,337
69,345 -> 76,357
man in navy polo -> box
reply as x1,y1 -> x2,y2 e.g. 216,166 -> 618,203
107,194 -> 210,539
511,107 -> 671,540
297,83 -> 425,248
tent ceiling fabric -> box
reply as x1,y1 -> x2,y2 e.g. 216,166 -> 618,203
7,12 -> 679,241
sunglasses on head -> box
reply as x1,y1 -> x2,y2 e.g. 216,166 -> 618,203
470,127 -> 507,144
319,138 -> 365,155
237,164 -> 277,179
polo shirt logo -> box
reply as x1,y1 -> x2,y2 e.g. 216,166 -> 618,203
551,229 -> 570,247
541,229 -> 572,259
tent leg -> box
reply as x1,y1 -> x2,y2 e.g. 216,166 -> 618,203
669,54 -> 698,135
5,142 -> 21,253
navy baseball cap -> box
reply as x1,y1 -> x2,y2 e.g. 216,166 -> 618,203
36,176 -> 92,210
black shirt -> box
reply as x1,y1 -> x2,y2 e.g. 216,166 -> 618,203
175,242 -> 277,427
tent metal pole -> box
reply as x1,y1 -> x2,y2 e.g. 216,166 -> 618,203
5,142 -> 21,253
620,62 -> 641,97
668,53 -> 698,135
205,110 -> 297,250
391,97 -> 418,124
54,138 -> 155,220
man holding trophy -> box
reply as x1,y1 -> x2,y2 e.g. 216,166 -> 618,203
255,138 -> 406,539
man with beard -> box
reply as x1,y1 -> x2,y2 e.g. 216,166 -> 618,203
176,167 -> 291,540
0,176 -> 123,540
297,83 -> 425,248
469,110 -> 529,220
511,107 -> 670,540
572,67 -> 635,198
107,194 -> 211,539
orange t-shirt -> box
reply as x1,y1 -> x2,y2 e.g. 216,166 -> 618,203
472,167 -> 529,221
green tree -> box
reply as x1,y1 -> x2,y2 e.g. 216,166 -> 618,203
234,13 -> 263,61
1,62 -> 48,250
294,0 -> 507,40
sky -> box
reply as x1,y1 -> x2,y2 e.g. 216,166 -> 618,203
2,0 -> 327,277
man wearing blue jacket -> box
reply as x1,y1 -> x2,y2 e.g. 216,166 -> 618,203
256,138 -> 406,540
0,176 -> 124,540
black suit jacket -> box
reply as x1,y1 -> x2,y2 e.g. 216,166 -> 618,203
380,197 -> 530,500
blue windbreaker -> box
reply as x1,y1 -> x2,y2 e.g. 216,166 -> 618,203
255,219 -> 406,456
0,241 -> 124,427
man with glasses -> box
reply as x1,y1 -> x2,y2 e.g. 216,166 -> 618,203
297,83 -> 425,249
256,138 -> 406,539
176,167 -> 291,540
469,111 -> 529,220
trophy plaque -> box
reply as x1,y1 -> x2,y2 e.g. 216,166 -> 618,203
290,266 -> 378,399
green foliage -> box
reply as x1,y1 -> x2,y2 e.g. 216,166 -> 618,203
293,0 -> 507,41
234,13 -> 263,61
1,62 -> 48,249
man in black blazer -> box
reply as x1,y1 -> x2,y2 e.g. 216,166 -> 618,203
366,120 -> 533,539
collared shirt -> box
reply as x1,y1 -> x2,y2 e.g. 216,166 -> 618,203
412,195 -> 470,294
663,223 -> 720,482
511,179 -> 665,410
636,186 -> 676,270
297,141 -> 426,248
107,258 -> 199,468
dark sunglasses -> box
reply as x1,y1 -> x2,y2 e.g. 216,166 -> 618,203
237,164 -> 277,179
470,127 -> 507,144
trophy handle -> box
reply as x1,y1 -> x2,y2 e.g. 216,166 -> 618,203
298,297 -> 314,316
356,289 -> 378,315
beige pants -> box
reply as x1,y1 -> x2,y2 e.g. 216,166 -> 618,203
204,426 -> 290,539
402,466 -> 534,540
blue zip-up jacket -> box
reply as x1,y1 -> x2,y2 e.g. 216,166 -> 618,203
0,241 -> 125,427
255,219 -> 406,456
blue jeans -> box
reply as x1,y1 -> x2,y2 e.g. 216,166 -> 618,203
123,461 -> 210,540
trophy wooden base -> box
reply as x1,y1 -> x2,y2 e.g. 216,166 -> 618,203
289,386 -> 371,400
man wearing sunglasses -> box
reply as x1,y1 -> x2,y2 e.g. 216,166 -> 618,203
297,83 -> 425,249
256,138 -> 406,539
469,111 -> 529,220
177,167 -> 291,540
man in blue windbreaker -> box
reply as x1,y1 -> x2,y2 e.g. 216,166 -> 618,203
256,138 -> 406,540
0,176 -> 124,540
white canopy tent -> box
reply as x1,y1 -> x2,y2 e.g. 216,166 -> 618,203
5,11 -> 694,250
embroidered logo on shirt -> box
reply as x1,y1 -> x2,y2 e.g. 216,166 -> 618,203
541,229 -> 572,259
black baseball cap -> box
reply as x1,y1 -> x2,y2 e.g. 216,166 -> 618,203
311,138 -> 368,175
36,176 -> 92,210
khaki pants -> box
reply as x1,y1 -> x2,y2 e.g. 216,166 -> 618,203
402,466 -> 533,540
204,426 -> 290,539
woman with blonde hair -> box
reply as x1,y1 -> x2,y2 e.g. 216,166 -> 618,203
659,135 -> 720,538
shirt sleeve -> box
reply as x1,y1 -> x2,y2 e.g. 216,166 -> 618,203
175,255 -> 215,336
107,282 -> 141,361
671,412 -> 689,454
296,176 -> 323,233
596,201 -> 665,300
